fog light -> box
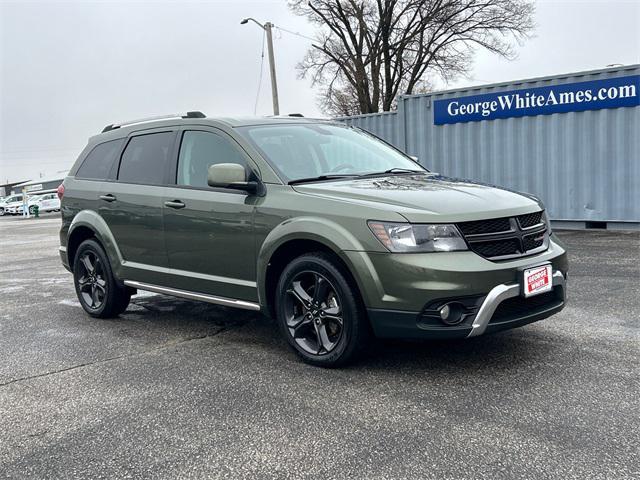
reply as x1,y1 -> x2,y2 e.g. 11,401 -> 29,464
439,302 -> 465,325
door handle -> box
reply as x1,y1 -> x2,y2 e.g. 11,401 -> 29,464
99,194 -> 116,202
164,200 -> 186,209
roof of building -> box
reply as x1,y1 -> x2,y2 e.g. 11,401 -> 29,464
14,172 -> 67,188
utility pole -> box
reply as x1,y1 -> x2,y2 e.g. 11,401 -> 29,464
264,22 -> 280,116
241,18 -> 280,116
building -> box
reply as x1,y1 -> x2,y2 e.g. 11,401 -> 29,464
0,181 -> 29,198
340,64 -> 639,230
12,173 -> 66,196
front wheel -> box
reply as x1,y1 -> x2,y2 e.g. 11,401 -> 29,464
73,239 -> 130,318
275,252 -> 369,367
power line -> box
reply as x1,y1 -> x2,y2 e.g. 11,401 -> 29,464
1,152 -> 78,160
254,29 -> 266,115
0,146 -> 79,154
273,25 -> 316,42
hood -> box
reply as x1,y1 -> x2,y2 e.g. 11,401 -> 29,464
292,174 -> 542,223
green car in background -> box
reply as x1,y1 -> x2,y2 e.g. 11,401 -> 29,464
59,113 -> 567,367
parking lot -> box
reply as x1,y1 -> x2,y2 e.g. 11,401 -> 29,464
0,215 -> 638,479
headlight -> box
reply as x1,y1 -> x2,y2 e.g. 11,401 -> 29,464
368,221 -> 468,253
542,210 -> 552,235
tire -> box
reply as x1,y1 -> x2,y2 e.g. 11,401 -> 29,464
73,239 -> 130,318
28,206 -> 35,214
0,208 -> 4,216
275,252 -> 369,367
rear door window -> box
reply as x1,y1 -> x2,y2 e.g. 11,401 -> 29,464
76,139 -> 124,180
118,132 -> 175,185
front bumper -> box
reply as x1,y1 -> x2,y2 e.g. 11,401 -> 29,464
342,236 -> 568,340
367,271 -> 566,339
59,246 -> 71,272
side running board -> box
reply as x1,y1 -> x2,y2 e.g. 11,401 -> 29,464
123,280 -> 261,311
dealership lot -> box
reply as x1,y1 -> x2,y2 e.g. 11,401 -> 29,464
0,216 -> 638,479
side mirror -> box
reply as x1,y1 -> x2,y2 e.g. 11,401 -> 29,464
409,155 -> 419,163
207,163 -> 258,194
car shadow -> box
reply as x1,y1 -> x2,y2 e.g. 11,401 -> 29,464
120,293 -> 561,375
361,330 -> 558,373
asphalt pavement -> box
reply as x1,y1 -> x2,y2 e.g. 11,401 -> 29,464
0,214 -> 638,479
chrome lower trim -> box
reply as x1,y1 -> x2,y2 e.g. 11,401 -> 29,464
123,280 -> 261,311
467,270 -> 565,338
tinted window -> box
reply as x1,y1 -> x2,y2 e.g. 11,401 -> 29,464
177,131 -> 247,188
76,139 -> 124,180
118,132 -> 174,184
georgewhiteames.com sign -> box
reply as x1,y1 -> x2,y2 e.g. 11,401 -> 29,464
434,75 -> 640,125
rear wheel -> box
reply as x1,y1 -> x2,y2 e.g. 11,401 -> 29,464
73,239 -> 130,318
275,252 -> 369,367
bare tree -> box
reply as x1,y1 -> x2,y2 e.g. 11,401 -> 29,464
290,0 -> 535,116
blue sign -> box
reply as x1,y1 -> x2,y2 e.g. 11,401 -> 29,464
434,75 -> 640,125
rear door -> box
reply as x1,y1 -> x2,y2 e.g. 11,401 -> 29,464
161,128 -> 257,300
99,129 -> 178,282
64,138 -> 124,243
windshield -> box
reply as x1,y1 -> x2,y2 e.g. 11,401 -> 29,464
237,123 -> 426,183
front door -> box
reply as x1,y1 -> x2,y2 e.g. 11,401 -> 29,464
162,128 -> 257,301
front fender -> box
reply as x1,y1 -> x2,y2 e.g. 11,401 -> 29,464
68,210 -> 124,277
256,216 -> 370,307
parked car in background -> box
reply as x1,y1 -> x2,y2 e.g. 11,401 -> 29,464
0,194 -> 24,216
33,192 -> 61,213
14,193 -> 61,215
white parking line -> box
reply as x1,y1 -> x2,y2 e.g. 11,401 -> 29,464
58,299 -> 81,308
58,291 -> 158,309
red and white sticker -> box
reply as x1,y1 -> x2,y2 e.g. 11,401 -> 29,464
523,265 -> 553,297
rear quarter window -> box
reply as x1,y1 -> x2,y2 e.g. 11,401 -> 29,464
76,139 -> 125,180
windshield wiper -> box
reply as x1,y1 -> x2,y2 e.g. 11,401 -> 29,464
288,174 -> 358,185
356,168 -> 426,178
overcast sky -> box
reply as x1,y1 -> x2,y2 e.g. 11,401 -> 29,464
1,0 -> 639,184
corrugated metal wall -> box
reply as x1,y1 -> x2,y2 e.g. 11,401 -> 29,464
340,65 -> 640,227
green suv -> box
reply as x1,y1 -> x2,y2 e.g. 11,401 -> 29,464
59,112 -> 567,367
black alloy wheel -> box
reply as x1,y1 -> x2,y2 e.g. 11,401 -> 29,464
276,252 -> 369,367
73,239 -> 130,318
284,271 -> 344,355
76,250 -> 107,311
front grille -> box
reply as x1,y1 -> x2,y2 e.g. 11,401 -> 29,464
457,210 -> 549,261
472,238 -> 521,258
490,288 -> 562,324
523,232 -> 545,251
458,217 -> 511,235
518,211 -> 543,229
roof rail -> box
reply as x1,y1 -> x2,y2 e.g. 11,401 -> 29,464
101,111 -> 206,133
